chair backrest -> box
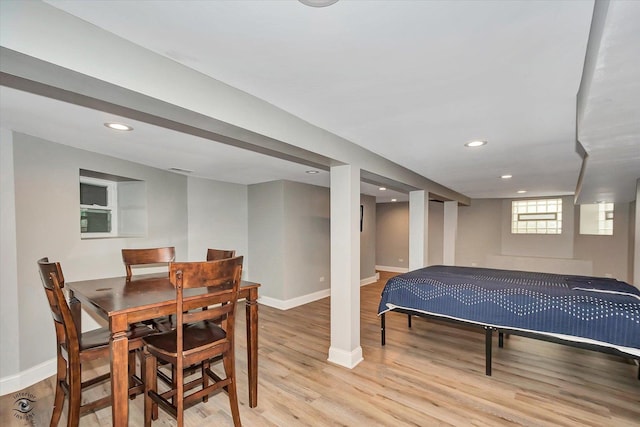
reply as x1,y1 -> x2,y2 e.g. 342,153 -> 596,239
122,247 -> 176,278
37,258 -> 79,356
170,257 -> 243,357
206,248 -> 236,261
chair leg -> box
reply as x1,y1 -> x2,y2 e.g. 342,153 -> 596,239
201,360 -> 209,403
67,362 -> 82,427
50,355 -> 66,427
176,365 -> 184,427
143,350 -> 156,427
128,350 -> 136,399
139,348 -> 146,392
171,365 -> 178,406
222,353 -> 241,427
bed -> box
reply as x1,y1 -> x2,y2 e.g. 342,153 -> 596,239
378,265 -> 640,377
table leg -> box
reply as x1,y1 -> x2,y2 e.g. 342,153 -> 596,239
110,315 -> 130,426
245,288 -> 258,408
68,290 -> 82,332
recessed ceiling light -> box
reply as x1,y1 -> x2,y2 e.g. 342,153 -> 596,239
298,0 -> 339,7
501,174 -> 513,179
379,187 -> 387,191
465,140 -> 487,148
391,198 -> 397,202
306,170 -> 320,174
517,190 -> 527,194
104,122 -> 133,131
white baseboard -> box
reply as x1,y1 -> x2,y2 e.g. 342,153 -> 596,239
260,274 -> 380,310
376,265 -> 409,274
0,358 -> 56,396
327,346 -> 363,369
360,272 -> 380,286
259,288 -> 331,310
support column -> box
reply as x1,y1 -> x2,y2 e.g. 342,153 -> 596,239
409,190 -> 429,270
443,200 -> 458,266
634,179 -> 640,286
328,164 -> 363,368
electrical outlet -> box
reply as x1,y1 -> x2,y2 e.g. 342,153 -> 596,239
398,258 -> 404,262
471,262 -> 478,267
319,276 -> 325,282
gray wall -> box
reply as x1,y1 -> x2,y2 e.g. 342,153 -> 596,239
0,129 -> 19,380
248,181 -> 376,305
11,133 -> 187,372
376,201 -> 445,269
574,202 -> 631,281
360,194 -> 377,280
187,176 -> 249,266
376,202 -> 409,269
282,180 -> 331,299
377,196 -> 633,281
1,132 -> 249,386
247,181 -> 286,300
456,199 -> 502,267
634,179 -> 639,286
248,180 -> 331,302
500,196 -> 575,259
428,201 -> 444,266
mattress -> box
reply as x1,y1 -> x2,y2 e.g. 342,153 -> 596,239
378,265 -> 640,356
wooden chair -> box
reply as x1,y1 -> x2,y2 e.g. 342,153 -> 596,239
122,246 -> 176,278
122,247 -> 176,332
38,258 -> 152,427
143,257 -> 243,427
206,248 -> 236,261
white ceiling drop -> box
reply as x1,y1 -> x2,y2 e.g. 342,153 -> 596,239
1,1 -> 637,202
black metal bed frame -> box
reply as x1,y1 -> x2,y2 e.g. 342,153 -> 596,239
380,309 -> 640,379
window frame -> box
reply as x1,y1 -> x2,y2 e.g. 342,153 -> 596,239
511,198 -> 563,235
80,176 -> 118,238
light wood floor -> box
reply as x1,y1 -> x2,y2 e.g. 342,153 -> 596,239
2,271 -> 639,426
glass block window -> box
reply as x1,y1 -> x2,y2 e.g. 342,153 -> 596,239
511,198 -> 562,234
580,203 -> 614,235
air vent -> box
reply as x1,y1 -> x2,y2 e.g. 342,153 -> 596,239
168,167 -> 193,174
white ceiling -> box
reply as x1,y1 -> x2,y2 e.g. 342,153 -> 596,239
2,0 -> 638,203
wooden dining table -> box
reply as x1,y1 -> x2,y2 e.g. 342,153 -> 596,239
66,273 -> 260,427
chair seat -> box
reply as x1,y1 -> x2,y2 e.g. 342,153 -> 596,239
143,322 -> 226,354
149,315 -> 174,332
77,327 -> 112,351
77,324 -> 155,351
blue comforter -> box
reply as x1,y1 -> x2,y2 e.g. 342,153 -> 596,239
378,265 -> 640,352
